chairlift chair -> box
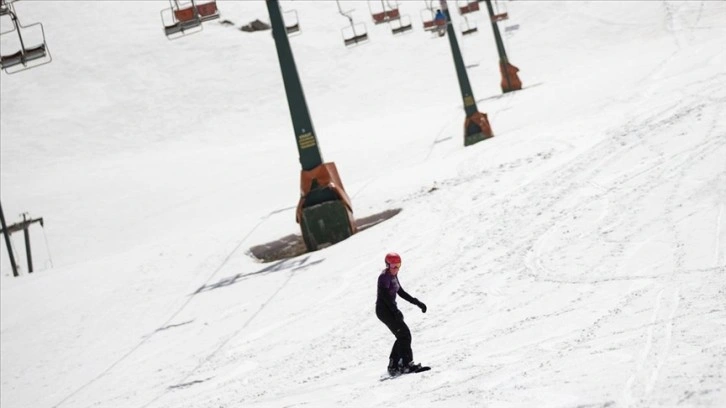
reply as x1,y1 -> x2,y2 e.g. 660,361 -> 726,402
0,0 -> 51,74
420,1 -> 446,37
457,0 -> 480,15
195,0 -> 219,22
390,14 -> 412,35
460,15 -> 477,36
369,0 -> 401,25
490,0 -> 508,22
487,0 -> 515,36
160,0 -> 219,40
342,22 -> 369,46
161,0 -> 203,39
337,0 -> 368,47
421,7 -> 436,31
284,8 -> 301,35
491,11 -> 508,22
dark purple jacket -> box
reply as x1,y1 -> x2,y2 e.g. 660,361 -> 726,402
377,269 -> 417,314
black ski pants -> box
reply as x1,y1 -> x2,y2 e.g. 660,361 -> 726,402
376,305 -> 413,366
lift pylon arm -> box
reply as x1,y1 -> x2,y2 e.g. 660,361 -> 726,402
0,216 -> 43,235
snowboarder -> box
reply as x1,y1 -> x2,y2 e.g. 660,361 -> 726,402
376,252 -> 427,375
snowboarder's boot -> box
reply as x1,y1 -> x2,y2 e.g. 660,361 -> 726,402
388,357 -> 402,376
402,362 -> 422,373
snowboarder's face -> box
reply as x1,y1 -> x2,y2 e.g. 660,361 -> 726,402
389,263 -> 401,275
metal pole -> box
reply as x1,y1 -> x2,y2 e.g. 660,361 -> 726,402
484,0 -> 521,93
484,0 -> 508,60
336,0 -> 355,36
484,0 -> 510,89
266,0 -> 323,171
0,201 -> 19,277
8,9 -> 27,52
440,0 -> 479,117
22,213 -> 33,273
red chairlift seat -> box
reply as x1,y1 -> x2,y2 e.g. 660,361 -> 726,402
458,0 -> 480,15
174,5 -> 197,22
171,2 -> 217,23
372,8 -> 400,24
491,12 -> 508,22
196,1 -> 219,22
421,7 -> 437,32
161,0 -> 218,39
161,1 -> 203,39
422,17 -> 445,32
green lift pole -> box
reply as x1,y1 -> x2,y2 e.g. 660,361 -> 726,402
266,0 -> 356,251
440,0 -> 493,146
484,0 -> 522,93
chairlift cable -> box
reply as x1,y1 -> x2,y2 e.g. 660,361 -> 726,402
8,234 -> 22,274
41,223 -> 54,269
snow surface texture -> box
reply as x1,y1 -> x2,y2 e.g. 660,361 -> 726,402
1,1 -> 725,407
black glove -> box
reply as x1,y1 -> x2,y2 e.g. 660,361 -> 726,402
415,299 -> 427,313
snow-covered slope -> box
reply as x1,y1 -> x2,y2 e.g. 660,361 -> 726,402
1,1 -> 725,407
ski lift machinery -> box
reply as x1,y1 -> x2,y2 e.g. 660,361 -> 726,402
160,0 -> 220,40
337,0 -> 368,47
0,0 -> 52,74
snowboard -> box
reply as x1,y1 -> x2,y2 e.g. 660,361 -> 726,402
380,366 -> 431,381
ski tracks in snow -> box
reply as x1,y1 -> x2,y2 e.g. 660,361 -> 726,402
411,32 -> 726,402
622,287 -> 680,407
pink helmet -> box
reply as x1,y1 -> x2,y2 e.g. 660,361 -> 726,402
385,252 -> 401,266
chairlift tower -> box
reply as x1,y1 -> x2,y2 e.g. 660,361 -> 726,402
484,0 -> 521,93
0,202 -> 19,277
439,0 -> 493,146
0,203 -> 45,277
266,0 -> 357,252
